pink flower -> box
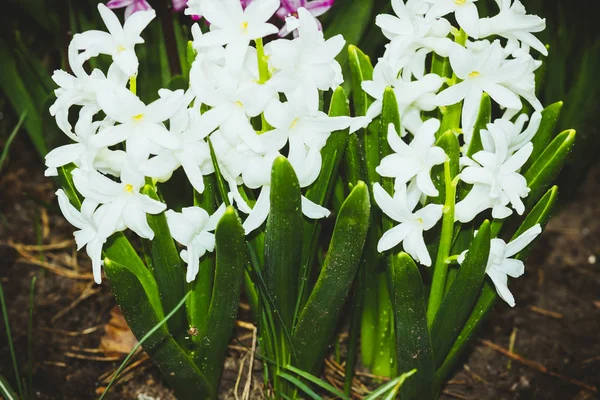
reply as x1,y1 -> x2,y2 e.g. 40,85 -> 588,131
172,0 -> 189,12
106,0 -> 152,20
276,0 -> 334,36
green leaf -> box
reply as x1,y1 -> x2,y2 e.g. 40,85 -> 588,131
167,75 -> 189,91
0,112 -> 26,174
389,253 -> 435,400
430,131 -> 460,204
194,207 -> 247,390
465,93 -> 491,157
100,292 -> 191,400
439,102 -> 462,140
431,220 -> 491,368
437,188 -> 558,383
327,2 -> 375,92
347,45 -> 374,117
524,129 -> 576,208
188,178 -> 217,338
265,157 -> 303,330
380,87 -> 401,152
104,261 -> 213,399
142,185 -> 187,338
285,365 -> 349,400
293,182 -> 370,374
299,87 -> 351,313
0,36 -> 47,156
523,102 -> 563,172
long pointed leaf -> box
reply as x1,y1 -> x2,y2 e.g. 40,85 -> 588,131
265,157 -> 303,331
431,220 -> 491,368
104,260 -> 213,399
389,253 -> 435,400
524,129 -> 575,208
522,101 -> 563,172
194,207 -> 247,391
293,182 -> 370,374
142,185 -> 187,338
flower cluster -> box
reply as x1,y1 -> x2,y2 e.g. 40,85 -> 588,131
368,0 -> 546,305
108,0 -> 335,38
47,1 -> 347,284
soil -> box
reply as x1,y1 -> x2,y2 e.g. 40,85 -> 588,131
1,138 -> 598,400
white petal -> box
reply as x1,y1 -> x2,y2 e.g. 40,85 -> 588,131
301,196 -> 330,219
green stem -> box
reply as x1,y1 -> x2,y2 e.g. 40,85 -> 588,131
129,75 -> 137,95
255,38 -> 272,133
427,161 -> 457,326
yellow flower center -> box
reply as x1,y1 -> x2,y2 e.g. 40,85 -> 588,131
235,101 -> 244,108
468,71 -> 481,78
241,21 -> 249,33
132,113 -> 144,121
455,0 -> 466,5
290,118 -> 300,129
117,45 -> 126,52
124,184 -> 134,193
418,217 -> 424,224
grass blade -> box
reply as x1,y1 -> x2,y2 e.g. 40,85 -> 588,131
284,365 -> 349,400
278,372 -> 321,400
364,369 -> 417,400
27,276 -> 37,399
0,282 -> 23,399
0,112 -> 27,174
0,374 -> 18,400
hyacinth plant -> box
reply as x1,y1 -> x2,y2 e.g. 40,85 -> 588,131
44,0 -> 575,399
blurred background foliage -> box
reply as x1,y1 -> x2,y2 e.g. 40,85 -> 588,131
1,0 -> 598,194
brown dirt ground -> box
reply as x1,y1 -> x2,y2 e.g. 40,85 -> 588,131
0,138 -> 598,400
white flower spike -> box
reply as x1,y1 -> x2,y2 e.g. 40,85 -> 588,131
374,182 -> 443,266
166,205 -> 226,282
459,224 -> 542,306
56,189 -> 107,284
376,120 -> 447,197
70,3 -> 155,76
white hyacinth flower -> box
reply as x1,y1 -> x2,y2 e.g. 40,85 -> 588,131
376,119 -> 447,197
480,111 -> 542,154
188,0 -> 279,69
166,205 -> 226,282
455,128 -> 532,223
70,4 -> 155,76
376,0 -> 453,79
45,107 -> 105,176
436,40 -> 539,134
459,224 -> 542,306
56,189 -> 107,284
267,7 -> 345,112
72,168 -> 166,240
423,0 -> 481,39
92,86 -> 186,163
374,182 -> 443,266
140,104 -> 219,193
360,60 -> 444,135
479,0 -> 547,56
264,95 -> 352,187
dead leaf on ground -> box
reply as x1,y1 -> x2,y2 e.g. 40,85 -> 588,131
100,306 -> 138,356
